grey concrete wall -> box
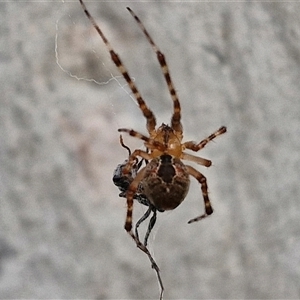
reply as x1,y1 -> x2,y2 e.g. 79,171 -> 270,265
1,1 -> 300,299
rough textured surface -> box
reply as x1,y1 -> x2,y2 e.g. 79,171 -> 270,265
1,1 -> 300,299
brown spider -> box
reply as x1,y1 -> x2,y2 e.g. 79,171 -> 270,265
79,1 -> 226,299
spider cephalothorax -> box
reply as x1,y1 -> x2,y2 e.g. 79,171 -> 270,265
79,1 -> 226,299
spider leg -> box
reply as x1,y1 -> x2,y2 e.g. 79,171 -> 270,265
185,165 -> 213,223
79,0 -> 156,134
127,7 -> 182,135
182,152 -> 212,167
121,149 -> 152,176
184,126 -> 226,152
118,128 -> 166,152
124,166 -> 147,232
114,143 -> 156,246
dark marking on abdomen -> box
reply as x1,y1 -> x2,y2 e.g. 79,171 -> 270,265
157,154 -> 175,183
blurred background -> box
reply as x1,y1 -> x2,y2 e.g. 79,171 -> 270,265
1,1 -> 300,299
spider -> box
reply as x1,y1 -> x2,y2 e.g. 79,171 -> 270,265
79,1 -> 226,299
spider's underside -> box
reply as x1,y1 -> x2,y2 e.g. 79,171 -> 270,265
79,1 -> 226,299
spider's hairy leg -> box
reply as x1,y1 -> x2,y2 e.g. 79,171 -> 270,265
182,152 -> 212,167
185,165 -> 213,224
118,128 -> 166,152
124,167 -> 147,232
119,148 -> 150,231
184,126 -> 227,152
78,0 -> 156,134
121,149 -> 152,175
127,7 -> 182,135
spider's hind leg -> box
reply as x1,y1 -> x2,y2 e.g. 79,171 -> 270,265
185,165 -> 213,223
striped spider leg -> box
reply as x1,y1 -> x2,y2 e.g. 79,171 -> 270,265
112,135 -> 160,247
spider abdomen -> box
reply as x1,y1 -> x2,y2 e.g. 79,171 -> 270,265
142,154 -> 190,211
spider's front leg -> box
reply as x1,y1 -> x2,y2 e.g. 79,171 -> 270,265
185,165 -> 213,223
